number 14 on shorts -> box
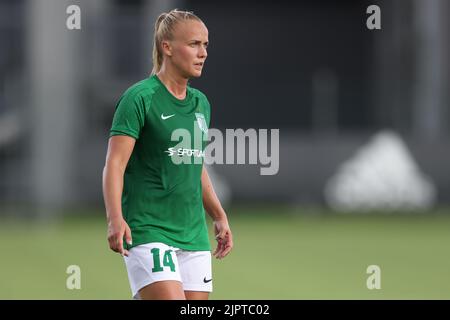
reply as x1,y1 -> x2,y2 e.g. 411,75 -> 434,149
151,248 -> 176,272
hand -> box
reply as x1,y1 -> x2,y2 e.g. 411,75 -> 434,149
107,217 -> 132,257
213,218 -> 233,259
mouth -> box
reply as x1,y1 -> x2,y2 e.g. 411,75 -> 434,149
194,62 -> 204,68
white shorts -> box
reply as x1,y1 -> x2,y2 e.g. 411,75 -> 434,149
123,242 -> 212,299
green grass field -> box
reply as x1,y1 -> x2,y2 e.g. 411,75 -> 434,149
1,205 -> 450,299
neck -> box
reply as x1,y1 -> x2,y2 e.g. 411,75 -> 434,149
156,65 -> 189,99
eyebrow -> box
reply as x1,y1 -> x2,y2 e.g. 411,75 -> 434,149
189,40 -> 209,45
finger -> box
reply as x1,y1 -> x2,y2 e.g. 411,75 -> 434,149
217,242 -> 228,259
213,240 -> 221,256
219,237 -> 233,258
124,225 -> 133,245
215,231 -> 230,249
108,237 -> 119,253
213,240 -> 224,258
117,237 -> 125,256
220,244 -> 233,258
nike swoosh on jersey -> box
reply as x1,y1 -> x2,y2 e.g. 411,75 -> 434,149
161,114 -> 175,120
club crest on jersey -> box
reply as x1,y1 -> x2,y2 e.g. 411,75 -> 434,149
195,113 -> 208,134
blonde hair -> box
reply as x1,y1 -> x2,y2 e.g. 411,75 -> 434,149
151,9 -> 203,75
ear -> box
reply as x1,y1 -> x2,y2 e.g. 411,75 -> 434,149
161,40 -> 173,57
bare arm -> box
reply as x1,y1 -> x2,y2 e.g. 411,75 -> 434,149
202,166 -> 233,259
102,135 -> 136,256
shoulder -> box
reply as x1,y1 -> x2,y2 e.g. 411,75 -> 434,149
119,76 -> 162,105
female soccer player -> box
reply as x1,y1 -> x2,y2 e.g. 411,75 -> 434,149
102,9 -> 233,300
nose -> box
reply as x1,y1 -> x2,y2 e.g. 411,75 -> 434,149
199,45 -> 207,59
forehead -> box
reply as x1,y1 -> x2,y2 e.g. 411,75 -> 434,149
172,20 -> 208,41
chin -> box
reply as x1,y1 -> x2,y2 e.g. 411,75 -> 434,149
190,70 -> 203,78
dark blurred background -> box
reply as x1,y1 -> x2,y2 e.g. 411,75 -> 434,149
0,0 -> 449,299
1,0 -> 448,211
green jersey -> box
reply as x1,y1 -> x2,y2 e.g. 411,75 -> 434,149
110,75 -> 211,251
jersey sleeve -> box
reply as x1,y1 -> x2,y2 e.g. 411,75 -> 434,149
110,91 -> 147,139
